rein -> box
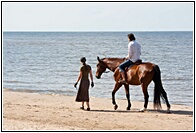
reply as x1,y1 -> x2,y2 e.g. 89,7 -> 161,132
104,70 -> 110,73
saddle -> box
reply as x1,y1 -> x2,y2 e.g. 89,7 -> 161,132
134,59 -> 142,65
125,59 -> 142,71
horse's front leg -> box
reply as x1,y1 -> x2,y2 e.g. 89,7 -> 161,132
124,84 -> 131,110
112,82 -> 122,110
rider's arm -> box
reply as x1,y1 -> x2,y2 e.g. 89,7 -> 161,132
126,42 -> 133,59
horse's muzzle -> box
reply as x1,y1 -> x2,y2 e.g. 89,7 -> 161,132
95,75 -> 101,79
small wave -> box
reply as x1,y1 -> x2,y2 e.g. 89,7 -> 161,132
3,88 -> 76,96
4,80 -> 32,84
162,77 -> 193,81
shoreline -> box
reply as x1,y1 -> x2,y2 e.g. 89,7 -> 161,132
3,90 -> 193,131
3,88 -> 192,107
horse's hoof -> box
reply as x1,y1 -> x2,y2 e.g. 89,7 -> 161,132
114,105 -> 118,110
139,108 -> 147,112
167,107 -> 171,113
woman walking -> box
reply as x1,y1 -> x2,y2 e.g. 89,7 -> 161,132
74,57 -> 94,111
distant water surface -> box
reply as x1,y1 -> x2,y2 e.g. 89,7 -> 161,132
3,31 -> 193,106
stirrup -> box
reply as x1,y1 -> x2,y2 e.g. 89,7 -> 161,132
118,79 -> 128,84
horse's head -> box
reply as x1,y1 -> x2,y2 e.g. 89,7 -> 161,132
95,57 -> 107,79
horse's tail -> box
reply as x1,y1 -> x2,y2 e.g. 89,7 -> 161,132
153,65 -> 165,109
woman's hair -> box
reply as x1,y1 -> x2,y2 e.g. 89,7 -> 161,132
80,57 -> 86,65
127,33 -> 136,41
80,57 -> 88,71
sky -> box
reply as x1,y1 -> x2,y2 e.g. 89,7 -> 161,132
2,2 -> 194,31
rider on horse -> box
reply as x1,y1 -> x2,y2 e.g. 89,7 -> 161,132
118,33 -> 141,84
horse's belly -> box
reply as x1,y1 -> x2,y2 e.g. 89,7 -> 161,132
128,78 -> 141,85
127,71 -> 141,85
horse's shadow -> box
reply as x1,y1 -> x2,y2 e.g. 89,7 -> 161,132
88,108 -> 193,116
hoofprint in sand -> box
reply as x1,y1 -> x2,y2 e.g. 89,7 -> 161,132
3,90 -> 193,131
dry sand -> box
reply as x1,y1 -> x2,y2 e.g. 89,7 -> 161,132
2,90 -> 193,131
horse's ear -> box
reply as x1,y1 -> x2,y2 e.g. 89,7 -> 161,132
97,56 -> 101,62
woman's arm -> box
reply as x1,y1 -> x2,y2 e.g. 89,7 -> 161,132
90,70 -> 94,87
90,70 -> 93,82
76,72 -> 82,83
74,72 -> 82,88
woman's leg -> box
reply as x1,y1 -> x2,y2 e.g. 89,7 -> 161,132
86,102 -> 90,111
80,102 -> 84,109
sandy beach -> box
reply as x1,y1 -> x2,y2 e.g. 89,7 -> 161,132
3,90 -> 193,131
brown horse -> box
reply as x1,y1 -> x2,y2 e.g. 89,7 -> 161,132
95,57 -> 171,112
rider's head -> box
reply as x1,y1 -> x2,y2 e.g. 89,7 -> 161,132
127,33 -> 136,41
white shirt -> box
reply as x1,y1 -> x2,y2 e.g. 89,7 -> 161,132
126,40 -> 141,63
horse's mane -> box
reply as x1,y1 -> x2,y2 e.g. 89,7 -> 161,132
99,57 -> 125,72
101,57 -> 125,61
101,57 -> 124,61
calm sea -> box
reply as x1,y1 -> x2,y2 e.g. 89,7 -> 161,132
3,32 -> 193,106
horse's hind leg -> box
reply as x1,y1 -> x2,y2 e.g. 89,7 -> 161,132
124,84 -> 131,110
112,82 -> 122,110
161,88 -> 171,112
140,83 -> 149,112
